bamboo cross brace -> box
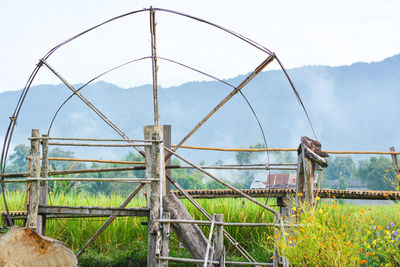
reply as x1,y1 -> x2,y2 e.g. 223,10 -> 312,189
77,183 -> 145,257
170,55 -> 275,157
166,174 -> 257,263
40,59 -> 142,154
165,147 -> 278,215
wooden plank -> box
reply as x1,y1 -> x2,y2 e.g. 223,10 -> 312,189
213,214 -> 225,266
38,205 -> 149,217
163,194 -> 211,267
39,134 -> 49,235
145,125 -> 164,267
26,129 -> 40,229
161,212 -> 171,267
163,125 -> 171,195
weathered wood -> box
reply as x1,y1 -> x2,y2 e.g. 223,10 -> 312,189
276,194 -> 292,219
150,7 -> 159,125
161,212 -> 171,267
144,125 -> 165,267
163,125 -> 171,195
163,194 -> 211,266
213,214 -> 225,266
26,129 -> 40,229
304,156 -> 315,205
39,134 -> 49,235
39,205 -> 149,217
390,147 -> 400,186
77,183 -> 145,258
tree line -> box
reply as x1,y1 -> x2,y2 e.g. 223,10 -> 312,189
3,143 -> 398,195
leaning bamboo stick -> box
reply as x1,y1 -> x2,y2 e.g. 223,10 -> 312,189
77,183 -> 145,257
171,55 -> 275,155
165,147 -> 278,215
166,175 -> 258,263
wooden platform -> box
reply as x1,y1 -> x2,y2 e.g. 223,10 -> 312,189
172,188 -> 400,200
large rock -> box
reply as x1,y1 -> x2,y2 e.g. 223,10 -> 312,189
0,226 -> 77,267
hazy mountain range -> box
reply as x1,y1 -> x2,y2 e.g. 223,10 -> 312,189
0,54 -> 399,163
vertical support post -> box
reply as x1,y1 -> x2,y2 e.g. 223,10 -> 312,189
390,147 -> 400,187
161,212 -> 170,267
296,143 -> 315,206
296,151 -> 305,205
276,194 -> 292,219
163,125 -> 171,195
26,129 -> 40,229
304,157 -> 315,205
39,134 -> 49,235
145,125 -> 165,267
150,7 -> 159,125
213,214 -> 225,266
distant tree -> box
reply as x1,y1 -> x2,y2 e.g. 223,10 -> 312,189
7,144 -> 30,172
356,156 -> 394,190
235,143 -> 295,189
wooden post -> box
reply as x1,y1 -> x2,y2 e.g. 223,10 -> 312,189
26,129 -> 40,229
213,214 -> 225,266
296,152 -> 305,205
161,212 -> 171,267
163,125 -> 171,195
150,7 -> 159,125
390,147 -> 400,187
276,194 -> 292,219
145,125 -> 165,267
296,137 -> 328,207
163,194 -> 212,267
39,134 -> 49,235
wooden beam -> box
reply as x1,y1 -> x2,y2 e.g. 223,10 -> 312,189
38,205 -> 149,217
76,183 -> 145,258
26,129 -> 40,229
39,134 -> 49,235
145,125 -> 165,267
150,7 -> 159,125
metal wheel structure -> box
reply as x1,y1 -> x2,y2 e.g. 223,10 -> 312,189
0,7 -> 319,266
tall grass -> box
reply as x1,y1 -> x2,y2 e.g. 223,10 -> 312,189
0,191 -> 277,265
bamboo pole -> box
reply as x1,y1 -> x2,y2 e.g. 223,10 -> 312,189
26,129 -> 40,229
76,183 -> 145,257
170,145 -> 400,155
172,55 -> 275,155
48,142 -> 149,147
150,7 -> 159,125
204,214 -> 216,267
166,175 -> 259,263
39,134 -> 49,235
40,59 -> 142,154
165,147 -> 278,215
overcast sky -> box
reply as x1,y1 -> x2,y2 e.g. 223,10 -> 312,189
1,0 -> 399,93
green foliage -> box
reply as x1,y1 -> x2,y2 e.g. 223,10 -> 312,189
325,156 -> 356,180
357,156 -> 394,190
7,144 -> 30,172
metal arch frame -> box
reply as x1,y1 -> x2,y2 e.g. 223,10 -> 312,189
0,7 -> 317,264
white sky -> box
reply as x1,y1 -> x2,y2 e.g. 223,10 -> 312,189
0,0 -> 399,92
